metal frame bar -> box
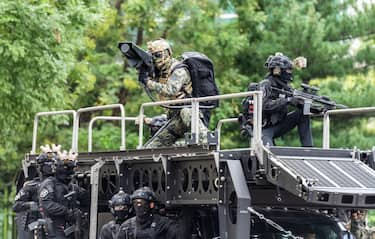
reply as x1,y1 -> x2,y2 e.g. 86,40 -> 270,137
31,110 -> 77,154
138,91 -> 263,148
88,116 -> 137,152
216,118 -> 238,151
218,160 -> 251,239
323,107 -> 375,149
89,159 -> 106,239
74,104 -> 126,152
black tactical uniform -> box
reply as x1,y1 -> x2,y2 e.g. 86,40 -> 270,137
39,157 -> 86,239
259,53 -> 312,147
13,174 -> 40,239
99,189 -> 132,239
117,187 -> 178,239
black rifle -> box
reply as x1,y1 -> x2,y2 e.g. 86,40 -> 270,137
64,191 -> 82,238
271,83 -> 347,115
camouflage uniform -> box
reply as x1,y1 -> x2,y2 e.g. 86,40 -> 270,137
350,210 -> 368,239
143,39 -> 207,148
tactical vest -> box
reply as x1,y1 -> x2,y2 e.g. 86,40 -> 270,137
156,59 -> 192,101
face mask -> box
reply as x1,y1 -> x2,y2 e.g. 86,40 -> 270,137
56,167 -> 74,184
133,200 -> 152,224
114,209 -> 129,222
280,71 -> 292,82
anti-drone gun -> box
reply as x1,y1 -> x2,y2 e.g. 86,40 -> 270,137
118,42 -> 154,78
272,83 -> 347,115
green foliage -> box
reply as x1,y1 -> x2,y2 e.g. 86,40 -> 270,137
0,0 -> 109,187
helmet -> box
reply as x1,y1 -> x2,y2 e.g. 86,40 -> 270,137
54,150 -> 77,183
264,52 -> 293,77
109,189 -> 132,207
109,188 -> 132,220
36,152 -> 58,176
264,53 -> 294,81
264,52 -> 293,71
131,186 -> 157,202
147,39 -> 172,71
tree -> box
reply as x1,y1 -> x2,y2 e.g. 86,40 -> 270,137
0,0 -> 109,186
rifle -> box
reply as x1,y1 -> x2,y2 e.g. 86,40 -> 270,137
271,83 -> 347,115
64,190 -> 83,238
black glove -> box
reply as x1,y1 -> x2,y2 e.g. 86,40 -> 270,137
66,208 -> 81,222
138,66 -> 149,85
287,96 -> 300,106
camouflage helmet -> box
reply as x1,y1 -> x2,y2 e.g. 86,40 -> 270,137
131,186 -> 157,202
147,38 -> 172,70
264,52 -> 293,71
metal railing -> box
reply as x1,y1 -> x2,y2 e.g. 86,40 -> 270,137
216,118 -> 238,151
74,104 -> 126,152
322,107 -> 375,149
31,110 -> 77,154
138,91 -> 263,148
88,116 -> 138,152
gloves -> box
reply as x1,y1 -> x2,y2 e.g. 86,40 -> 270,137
138,66 -> 149,85
287,97 -> 300,106
26,201 -> 38,211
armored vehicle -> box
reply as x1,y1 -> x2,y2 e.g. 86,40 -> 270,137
19,92 -> 375,238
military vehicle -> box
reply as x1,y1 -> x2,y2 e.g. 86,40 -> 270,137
18,91 -> 375,238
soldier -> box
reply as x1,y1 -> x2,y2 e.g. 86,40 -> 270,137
99,189 -> 132,239
350,210 -> 368,239
259,52 -> 313,147
13,145 -> 58,239
117,187 -> 178,239
13,165 -> 40,239
138,38 -> 208,148
38,148 -> 86,239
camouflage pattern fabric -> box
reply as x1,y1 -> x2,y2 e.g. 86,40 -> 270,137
144,108 -> 208,148
143,57 -> 207,148
146,59 -> 193,101
350,210 -> 368,239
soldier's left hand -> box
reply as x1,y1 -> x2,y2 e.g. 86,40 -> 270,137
138,66 -> 149,85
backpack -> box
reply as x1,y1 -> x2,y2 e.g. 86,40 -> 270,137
173,52 -> 219,108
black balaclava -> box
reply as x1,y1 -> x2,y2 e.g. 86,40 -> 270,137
114,208 -> 129,223
56,165 -> 74,184
280,70 -> 292,82
133,199 -> 153,225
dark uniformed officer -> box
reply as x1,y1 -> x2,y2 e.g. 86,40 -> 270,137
117,187 -> 178,239
38,150 -> 84,239
259,53 -> 313,147
13,149 -> 58,239
13,165 -> 40,239
99,189 -> 132,239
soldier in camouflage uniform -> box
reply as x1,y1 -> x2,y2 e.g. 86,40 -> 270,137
350,210 -> 368,239
138,39 -> 208,148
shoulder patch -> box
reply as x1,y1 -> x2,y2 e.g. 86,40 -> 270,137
39,188 -> 50,198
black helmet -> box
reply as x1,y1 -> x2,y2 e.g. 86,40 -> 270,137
264,53 -> 293,71
109,188 -> 132,220
36,153 -> 58,176
109,189 -> 132,208
132,187 -> 157,202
